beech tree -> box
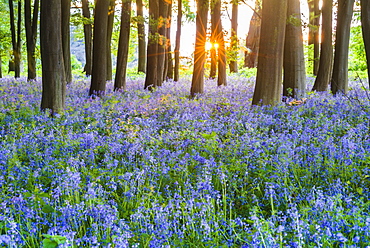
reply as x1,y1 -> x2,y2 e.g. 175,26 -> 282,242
61,0 -> 72,83
283,0 -> 306,99
229,0 -> 238,73
331,0 -> 354,95
106,0 -> 115,81
307,0 -> 320,75
40,0 -> 65,114
252,0 -> 287,105
244,0 -> 261,68
312,0 -> 333,92
165,4 -> 173,80
136,0 -> 146,73
209,0 -> 218,79
24,0 -> 39,81
157,0 -> 169,86
213,0 -> 226,86
89,0 -> 110,96
361,0 -> 370,86
82,0 -> 92,76
174,0 -> 182,81
8,0 -> 21,78
190,0 -> 209,97
114,0 -> 132,91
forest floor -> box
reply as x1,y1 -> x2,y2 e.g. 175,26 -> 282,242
0,75 -> 369,247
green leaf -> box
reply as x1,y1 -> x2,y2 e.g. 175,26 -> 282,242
201,131 -> 217,140
42,239 -> 58,248
42,205 -> 55,214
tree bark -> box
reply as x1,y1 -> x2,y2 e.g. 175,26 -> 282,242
252,0 -> 287,106
361,0 -> 370,86
25,0 -> 39,81
174,0 -> 182,81
40,0 -> 66,114
165,4 -> 173,80
312,0 -> 333,92
209,1 -> 217,79
137,0 -> 146,73
331,0 -> 354,95
106,0 -> 115,81
114,0 -> 132,91
190,0 -> 209,97
156,0 -> 168,86
244,0 -> 261,68
61,0 -> 72,83
283,0 -> 306,99
82,0 -> 92,76
9,0 -> 21,78
89,0 -> 110,96
307,0 -> 320,75
144,0 -> 159,89
229,0 -> 238,73
213,0 -> 226,86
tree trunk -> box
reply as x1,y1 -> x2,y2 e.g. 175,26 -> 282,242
283,0 -> 306,99
89,0 -> 110,96
174,0 -> 182,82
244,0 -> 261,68
361,0 -> 370,86
61,0 -> 72,83
190,0 -> 209,97
114,0 -> 132,91
156,0 -> 168,86
331,0 -> 354,95
307,0 -> 320,75
210,3 -> 217,79
165,4 -> 173,80
40,0 -> 66,114
252,0 -> 287,106
106,0 -> 115,81
137,0 -> 146,73
229,0 -> 238,73
214,0 -> 226,86
25,0 -> 39,81
82,0 -> 92,76
312,0 -> 333,92
144,0 -> 159,90
9,0 -> 22,78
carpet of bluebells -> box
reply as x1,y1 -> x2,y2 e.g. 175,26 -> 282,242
0,75 -> 370,248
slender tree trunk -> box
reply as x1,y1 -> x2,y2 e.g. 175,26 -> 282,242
244,0 -> 261,68
137,0 -> 146,73
106,0 -> 115,81
61,0 -> 72,83
114,0 -> 132,91
166,4 -> 173,80
89,0 -> 110,96
252,0 -> 287,106
213,0 -> 226,86
40,0 -> 66,114
229,0 -> 238,73
331,0 -> 354,95
210,3 -> 217,79
9,0 -> 22,78
307,0 -> 320,75
361,0 -> 370,86
144,0 -> 159,89
312,0 -> 333,92
156,0 -> 168,86
82,0 -> 92,76
25,0 -> 39,81
190,0 -> 209,97
283,0 -> 306,99
174,0 -> 182,81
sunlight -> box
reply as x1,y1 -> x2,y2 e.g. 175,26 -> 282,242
205,41 -> 219,50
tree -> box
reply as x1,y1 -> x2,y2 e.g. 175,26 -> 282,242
156,0 -> 169,86
213,0 -> 226,86
82,0 -> 92,76
114,0 -> 132,91
144,0 -> 159,89
209,0 -> 217,79
244,0 -> 261,68
307,0 -> 320,75
24,0 -> 39,81
8,0 -> 22,78
190,0 -> 209,97
40,0 -> 66,114
165,4 -> 174,80
283,0 -> 306,99
89,0 -> 110,96
312,0 -> 333,92
173,0 -> 182,81
106,0 -> 115,81
252,0 -> 287,106
136,0 -> 146,73
331,0 -> 354,95
361,0 -> 370,86
229,0 -> 238,73
61,0 -> 72,83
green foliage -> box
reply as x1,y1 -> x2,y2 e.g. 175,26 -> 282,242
348,25 -> 367,71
